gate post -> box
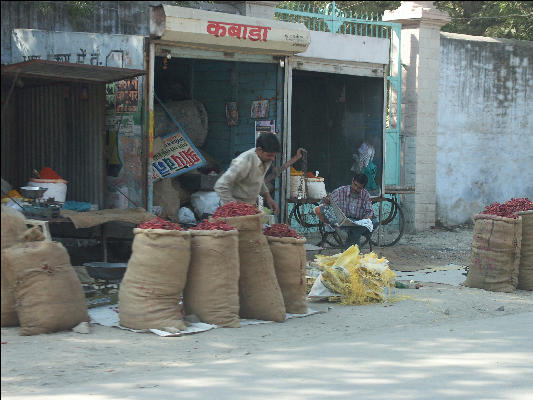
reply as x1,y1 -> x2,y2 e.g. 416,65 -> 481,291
383,1 -> 450,232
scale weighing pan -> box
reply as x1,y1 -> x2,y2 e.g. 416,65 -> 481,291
19,186 -> 48,199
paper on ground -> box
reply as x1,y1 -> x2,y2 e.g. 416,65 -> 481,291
305,243 -> 323,251
89,305 -> 322,335
88,306 -> 216,337
394,264 -> 467,286
240,308 -> 323,326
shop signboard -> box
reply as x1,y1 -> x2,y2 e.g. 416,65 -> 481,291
152,131 -> 206,181
150,5 -> 310,55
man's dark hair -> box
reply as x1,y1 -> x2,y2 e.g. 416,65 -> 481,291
353,173 -> 368,187
256,133 -> 281,153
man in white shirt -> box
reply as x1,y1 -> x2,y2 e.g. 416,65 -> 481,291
214,133 -> 281,213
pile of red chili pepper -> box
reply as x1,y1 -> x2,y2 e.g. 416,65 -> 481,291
138,217 -> 184,230
39,167 -> 63,180
263,223 -> 302,238
212,201 -> 259,218
481,197 -> 533,218
190,219 -> 236,231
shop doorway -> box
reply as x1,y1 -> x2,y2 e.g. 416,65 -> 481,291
152,54 -> 284,220
290,69 -> 384,195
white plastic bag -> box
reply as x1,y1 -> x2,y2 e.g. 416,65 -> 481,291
178,207 -> 197,225
190,191 -> 220,217
307,267 -> 348,301
3,199 -> 24,211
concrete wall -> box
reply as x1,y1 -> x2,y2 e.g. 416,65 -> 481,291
437,32 -> 533,225
298,31 -> 390,65
1,1 -> 243,65
192,59 -> 279,169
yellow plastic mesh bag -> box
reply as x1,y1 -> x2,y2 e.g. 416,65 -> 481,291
314,245 -> 396,305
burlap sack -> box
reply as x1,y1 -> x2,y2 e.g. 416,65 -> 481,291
119,229 -> 191,332
1,207 -> 28,249
212,213 -> 286,322
1,251 -> 19,327
3,241 -> 89,335
267,236 -> 308,314
517,210 -> 533,290
1,207 -> 28,327
183,230 -> 240,327
465,214 -> 522,292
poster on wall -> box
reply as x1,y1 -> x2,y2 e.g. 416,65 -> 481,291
251,100 -> 269,118
115,78 -> 139,113
152,131 -> 206,181
255,120 -> 276,141
226,102 -> 239,126
106,84 -> 116,111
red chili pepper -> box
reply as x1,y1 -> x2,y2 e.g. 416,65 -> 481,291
212,202 -> 259,218
480,197 -> 533,218
190,219 -> 236,231
264,223 -> 303,238
138,217 -> 184,230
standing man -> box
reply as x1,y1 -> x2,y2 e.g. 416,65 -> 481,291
321,173 -> 376,249
215,133 -> 282,213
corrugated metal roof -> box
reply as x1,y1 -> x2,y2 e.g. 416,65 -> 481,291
3,83 -> 106,206
1,60 -> 145,84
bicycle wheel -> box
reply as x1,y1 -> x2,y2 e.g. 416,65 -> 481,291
370,197 -> 405,247
287,202 -> 320,234
318,223 -> 346,248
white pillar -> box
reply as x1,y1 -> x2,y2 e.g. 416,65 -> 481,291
383,1 -> 450,232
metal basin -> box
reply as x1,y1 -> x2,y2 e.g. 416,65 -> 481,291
19,186 -> 48,199
83,262 -> 127,281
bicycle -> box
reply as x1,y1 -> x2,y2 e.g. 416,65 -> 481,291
287,191 -> 407,251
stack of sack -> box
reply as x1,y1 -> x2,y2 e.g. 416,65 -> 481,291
1,207 -> 89,335
211,212 -> 286,322
465,199 -> 533,292
184,220 -> 240,327
118,218 -> 242,331
263,224 -> 308,314
118,203 -> 310,333
119,221 -> 191,332
517,210 -> 533,290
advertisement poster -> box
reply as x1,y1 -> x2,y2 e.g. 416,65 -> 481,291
152,131 -> 206,181
251,99 -> 269,118
225,102 -> 239,126
115,78 -> 139,113
255,120 -> 276,140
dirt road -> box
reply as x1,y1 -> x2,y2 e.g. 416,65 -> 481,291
2,225 -> 532,400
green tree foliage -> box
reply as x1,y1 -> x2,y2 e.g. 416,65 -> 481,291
277,1 -> 532,41
434,1 -> 533,41
277,1 -> 401,19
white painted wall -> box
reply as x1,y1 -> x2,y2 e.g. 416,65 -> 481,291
11,29 -> 145,68
437,32 -> 533,225
298,30 -> 390,64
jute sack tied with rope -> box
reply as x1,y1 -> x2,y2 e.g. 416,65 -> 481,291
465,214 -> 522,292
1,207 -> 45,327
517,210 -> 533,290
3,241 -> 88,335
1,207 -> 28,327
266,236 -> 308,314
119,229 -> 191,332
183,230 -> 240,327
211,213 -> 286,322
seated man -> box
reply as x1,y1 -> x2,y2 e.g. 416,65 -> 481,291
321,174 -> 376,250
